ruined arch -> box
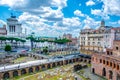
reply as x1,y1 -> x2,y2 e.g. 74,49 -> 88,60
3,72 -> 9,79
47,64 -> 51,69
102,68 -> 106,76
73,59 -> 75,63
29,67 -> 33,73
61,61 -> 63,65
52,63 -> 55,67
69,60 -> 72,64
57,62 -> 60,66
117,74 -> 120,80
35,66 -> 39,72
42,65 -> 45,70
92,68 -> 95,74
66,60 -> 68,64
21,69 -> 26,75
13,70 -> 18,77
109,70 -> 113,79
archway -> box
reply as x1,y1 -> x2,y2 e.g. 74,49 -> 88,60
47,64 -> 51,69
73,59 -> 75,63
52,63 -> 55,67
29,67 -> 33,73
21,69 -> 26,75
42,65 -> 45,70
84,59 -> 87,62
76,58 -> 79,62
117,74 -> 120,80
109,70 -> 113,80
35,66 -> 39,72
92,68 -> 95,74
57,62 -> 60,66
13,70 -> 18,77
61,61 -> 63,65
89,60 -> 91,64
3,72 -> 9,79
66,60 -> 68,64
102,68 -> 106,76
69,60 -> 72,64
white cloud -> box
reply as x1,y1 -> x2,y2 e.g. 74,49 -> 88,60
0,20 -> 6,25
0,0 -> 67,9
102,0 -> 120,16
91,0 -> 120,17
41,7 -> 63,21
91,9 -> 102,15
18,12 -> 81,37
74,10 -> 85,17
118,20 -> 120,24
86,0 -> 95,6
83,16 -> 100,29
91,9 -> 110,20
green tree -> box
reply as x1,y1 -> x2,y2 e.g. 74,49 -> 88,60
20,39 -> 26,47
43,46 -> 48,54
26,33 -> 35,50
4,45 -> 11,52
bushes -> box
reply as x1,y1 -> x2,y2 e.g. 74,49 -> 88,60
4,45 -> 11,52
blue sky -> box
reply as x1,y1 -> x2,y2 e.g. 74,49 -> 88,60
0,0 -> 120,37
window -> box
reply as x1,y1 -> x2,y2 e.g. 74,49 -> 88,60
116,47 -> 119,50
110,62 -> 112,67
107,51 -> 109,55
100,59 -> 102,63
103,60 -> 105,64
107,61 -> 109,65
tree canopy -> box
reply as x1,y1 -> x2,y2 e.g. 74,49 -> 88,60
4,45 -> 11,52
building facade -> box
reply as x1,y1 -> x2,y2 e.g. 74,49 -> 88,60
6,15 -> 26,38
0,25 -> 7,35
63,33 -> 78,46
80,20 -> 120,53
91,40 -> 120,80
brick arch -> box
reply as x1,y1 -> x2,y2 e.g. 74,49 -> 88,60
69,60 -> 72,64
29,67 -> 33,73
52,63 -> 56,67
76,58 -> 79,62
13,70 -> 18,77
89,60 -> 91,64
117,74 -> 120,80
109,70 -> 113,79
73,59 -> 75,63
102,68 -> 106,76
61,61 -> 63,65
41,65 -> 45,70
35,66 -> 39,72
47,64 -> 51,69
3,72 -> 9,79
84,59 -> 87,62
66,60 -> 69,64
57,62 -> 60,66
92,68 -> 95,73
21,69 -> 26,75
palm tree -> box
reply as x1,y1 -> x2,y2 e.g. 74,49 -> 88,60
54,38 -> 71,53
20,39 -> 26,47
14,38 -> 20,47
6,37 -> 15,47
26,34 -> 35,50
